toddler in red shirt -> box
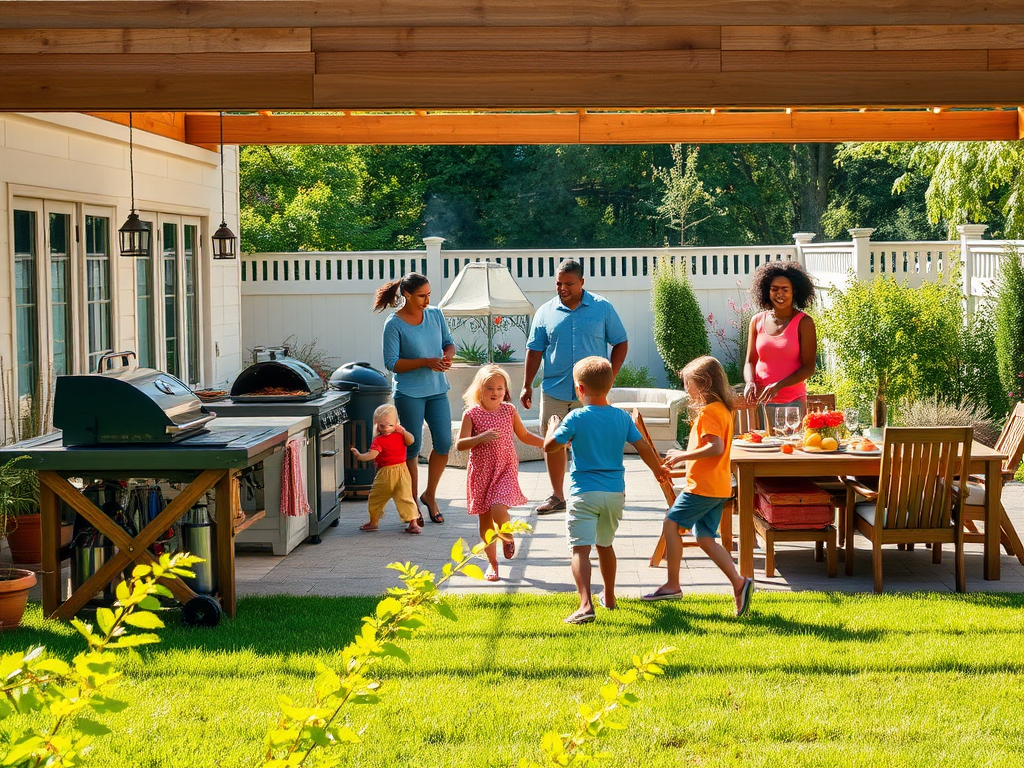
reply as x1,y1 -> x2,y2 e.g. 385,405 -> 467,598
349,404 -> 421,533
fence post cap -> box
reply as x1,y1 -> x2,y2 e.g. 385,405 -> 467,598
847,228 -> 875,239
792,232 -> 816,244
956,224 -> 988,238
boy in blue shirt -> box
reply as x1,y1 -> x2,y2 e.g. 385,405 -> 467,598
544,356 -> 669,625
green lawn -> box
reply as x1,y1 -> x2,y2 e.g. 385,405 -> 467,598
5,592 -> 1024,767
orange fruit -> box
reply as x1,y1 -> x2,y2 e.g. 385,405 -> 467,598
780,443 -> 794,454
804,431 -> 822,448
821,437 -> 839,451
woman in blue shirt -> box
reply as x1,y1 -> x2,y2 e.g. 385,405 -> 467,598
375,272 -> 455,525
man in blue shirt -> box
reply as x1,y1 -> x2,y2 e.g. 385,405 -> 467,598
521,260 -> 628,514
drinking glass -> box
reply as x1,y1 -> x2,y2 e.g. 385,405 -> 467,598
773,407 -> 787,439
844,407 -> 860,437
786,406 -> 802,438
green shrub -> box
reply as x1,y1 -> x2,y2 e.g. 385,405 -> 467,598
819,273 -> 963,423
993,247 -> 1024,404
958,305 -> 1010,421
651,261 -> 710,385
613,364 -> 656,389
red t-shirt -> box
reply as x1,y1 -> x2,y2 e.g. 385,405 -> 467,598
370,431 -> 407,469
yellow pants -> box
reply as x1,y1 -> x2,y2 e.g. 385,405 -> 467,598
367,463 -> 419,523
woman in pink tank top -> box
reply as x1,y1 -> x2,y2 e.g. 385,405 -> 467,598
743,262 -> 818,407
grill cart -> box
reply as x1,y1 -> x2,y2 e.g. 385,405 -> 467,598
1,355 -> 309,622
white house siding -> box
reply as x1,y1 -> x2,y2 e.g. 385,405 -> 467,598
1,113 -> 242,441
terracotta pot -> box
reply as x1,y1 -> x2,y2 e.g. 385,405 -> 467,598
0,567 -> 37,630
5,515 -> 74,564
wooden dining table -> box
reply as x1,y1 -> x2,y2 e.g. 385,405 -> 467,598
731,441 -> 1008,581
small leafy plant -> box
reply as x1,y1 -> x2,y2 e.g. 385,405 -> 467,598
613,364 -> 656,389
0,552 -> 201,767
492,342 -> 516,363
454,340 -> 488,364
263,521 -> 531,766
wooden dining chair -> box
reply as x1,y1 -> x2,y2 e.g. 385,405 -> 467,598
843,426 -> 972,593
956,401 -> 1024,564
639,410 -> 733,567
806,393 -> 836,412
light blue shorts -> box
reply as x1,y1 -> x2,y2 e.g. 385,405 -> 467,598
566,491 -> 625,548
667,492 -> 728,540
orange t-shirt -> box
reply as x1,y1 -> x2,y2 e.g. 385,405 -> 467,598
684,401 -> 734,498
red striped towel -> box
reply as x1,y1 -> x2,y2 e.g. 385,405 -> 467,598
280,437 -> 311,517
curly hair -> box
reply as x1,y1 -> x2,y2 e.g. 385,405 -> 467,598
749,261 -> 816,311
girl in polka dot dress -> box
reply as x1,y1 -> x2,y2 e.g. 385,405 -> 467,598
456,364 -> 544,581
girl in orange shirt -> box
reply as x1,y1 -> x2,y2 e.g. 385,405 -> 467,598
642,356 -> 754,617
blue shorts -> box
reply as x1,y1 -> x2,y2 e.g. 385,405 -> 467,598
394,392 -> 452,458
667,492 -> 729,540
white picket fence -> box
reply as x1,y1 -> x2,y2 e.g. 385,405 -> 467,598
240,226 -> 1021,387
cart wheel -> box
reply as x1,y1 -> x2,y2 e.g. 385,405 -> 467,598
330,518 -> 340,528
181,595 -> 222,628
309,534 -> 323,545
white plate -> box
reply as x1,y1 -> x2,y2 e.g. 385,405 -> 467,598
733,442 -> 782,451
847,448 -> 882,456
796,446 -> 848,454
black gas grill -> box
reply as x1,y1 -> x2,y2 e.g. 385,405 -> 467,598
53,359 -> 215,446
215,347 -> 349,543
230,347 -> 325,402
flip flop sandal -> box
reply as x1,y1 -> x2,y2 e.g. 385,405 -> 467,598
404,526 -> 421,535
502,538 -> 515,560
359,523 -> 378,532
485,568 -> 500,582
641,590 -> 683,601
563,609 -> 596,625
736,577 -> 755,618
598,594 -> 616,610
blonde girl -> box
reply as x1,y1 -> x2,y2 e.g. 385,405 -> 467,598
643,356 -> 754,617
456,364 -> 544,581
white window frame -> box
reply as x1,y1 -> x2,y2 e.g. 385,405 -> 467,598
80,205 -> 118,374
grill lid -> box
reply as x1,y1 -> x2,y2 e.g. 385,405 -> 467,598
54,356 -> 215,445
230,350 -> 325,401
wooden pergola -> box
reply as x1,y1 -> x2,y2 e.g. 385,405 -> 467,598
2,0 -> 1023,144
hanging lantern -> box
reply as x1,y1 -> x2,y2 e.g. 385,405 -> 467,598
212,111 -> 237,260
119,113 -> 151,258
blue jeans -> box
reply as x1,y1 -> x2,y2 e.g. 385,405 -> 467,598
394,392 -> 452,458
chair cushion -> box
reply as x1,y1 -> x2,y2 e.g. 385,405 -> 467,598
853,501 -> 876,525
754,478 -> 833,506
951,481 -> 986,506
611,402 -> 671,419
755,495 -> 834,529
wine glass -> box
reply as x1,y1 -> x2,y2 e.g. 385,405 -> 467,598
773,407 -> 787,439
844,407 -> 860,438
786,406 -> 802,439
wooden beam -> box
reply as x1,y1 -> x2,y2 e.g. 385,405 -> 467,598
4,1 -> 1023,29
87,111 -> 187,141
310,26 -> 722,52
722,25 -> 1024,51
183,110 -> 1021,145
721,50 -> 988,72
0,27 -> 311,54
311,71 -> 1024,110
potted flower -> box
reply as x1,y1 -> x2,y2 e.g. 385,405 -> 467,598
0,456 -> 40,629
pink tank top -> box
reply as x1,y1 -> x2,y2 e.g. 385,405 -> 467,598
753,311 -> 807,403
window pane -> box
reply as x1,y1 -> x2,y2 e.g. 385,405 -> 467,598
49,212 -> 73,376
85,215 -> 112,372
184,224 -> 200,385
163,223 -> 179,377
135,221 -> 155,368
14,210 -> 39,399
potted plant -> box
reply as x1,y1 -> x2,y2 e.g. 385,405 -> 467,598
0,456 -> 40,629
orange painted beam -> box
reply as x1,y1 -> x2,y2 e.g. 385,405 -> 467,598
87,111 -> 187,141
184,109 -> 1020,145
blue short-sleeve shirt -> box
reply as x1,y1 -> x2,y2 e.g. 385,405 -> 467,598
526,290 -> 628,402
552,405 -> 643,495
382,306 -> 454,398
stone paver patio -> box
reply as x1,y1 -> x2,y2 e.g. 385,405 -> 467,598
236,457 -> 1024,598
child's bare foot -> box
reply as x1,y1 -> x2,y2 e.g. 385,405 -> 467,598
598,593 -> 616,610
485,566 -> 500,582
359,522 -> 378,532
404,522 -> 422,534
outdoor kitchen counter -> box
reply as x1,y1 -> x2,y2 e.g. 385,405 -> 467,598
0,416 -> 310,621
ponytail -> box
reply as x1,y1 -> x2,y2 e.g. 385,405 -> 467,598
373,272 -> 430,312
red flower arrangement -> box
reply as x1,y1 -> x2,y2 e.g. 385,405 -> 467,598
804,410 -> 844,430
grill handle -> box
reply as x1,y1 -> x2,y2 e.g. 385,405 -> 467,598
97,350 -> 138,373
165,412 -> 217,435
